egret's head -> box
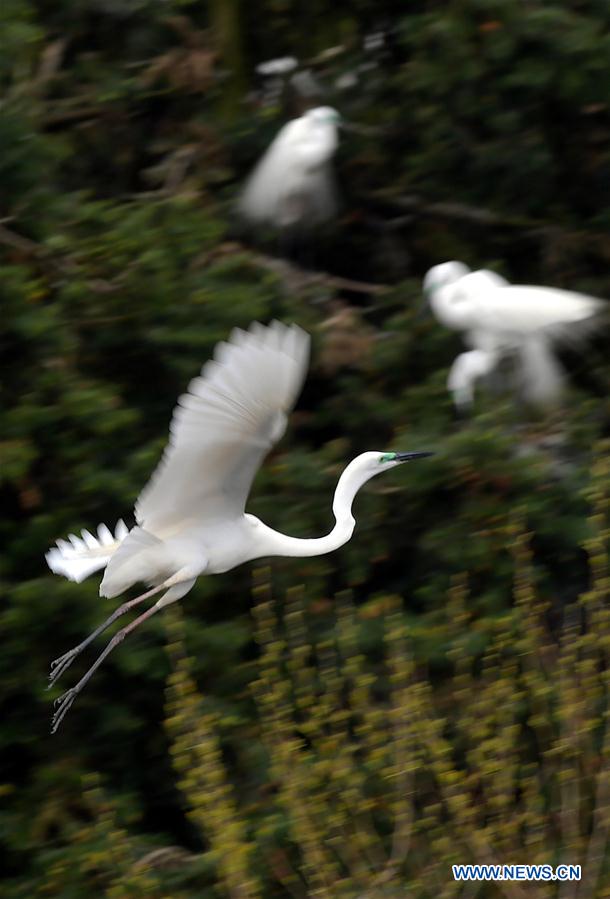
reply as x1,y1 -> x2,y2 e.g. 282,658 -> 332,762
349,450 -> 434,482
308,106 -> 342,126
332,450 -> 434,519
423,261 -> 471,298
378,450 -> 434,467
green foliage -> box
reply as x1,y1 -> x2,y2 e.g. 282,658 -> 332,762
1,1 -> 610,896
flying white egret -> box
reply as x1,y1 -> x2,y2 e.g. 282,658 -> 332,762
239,107 -> 340,230
46,321 -> 432,732
423,261 -> 605,410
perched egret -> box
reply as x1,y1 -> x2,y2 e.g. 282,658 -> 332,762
46,321 -> 432,732
239,107 -> 340,230
423,261 -> 605,410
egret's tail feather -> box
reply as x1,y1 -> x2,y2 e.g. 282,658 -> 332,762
99,526 -> 164,599
519,336 -> 565,406
547,296 -> 605,346
46,520 -> 129,583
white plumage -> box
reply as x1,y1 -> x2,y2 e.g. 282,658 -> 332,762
46,320 -> 431,732
423,261 -> 605,409
239,106 -> 340,229
46,520 -> 128,583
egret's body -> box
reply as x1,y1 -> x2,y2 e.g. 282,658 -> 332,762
423,261 -> 604,409
239,107 -> 340,230
47,321 -> 431,731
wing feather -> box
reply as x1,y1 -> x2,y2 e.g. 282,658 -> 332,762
134,321 -> 310,537
472,284 -> 603,337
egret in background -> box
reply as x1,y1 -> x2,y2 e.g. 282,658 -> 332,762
239,107 -> 340,231
46,321 -> 432,732
423,261 -> 605,410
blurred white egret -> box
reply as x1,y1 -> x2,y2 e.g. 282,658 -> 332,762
239,107 -> 340,230
423,261 -> 604,410
46,320 -> 432,732
256,56 -> 298,77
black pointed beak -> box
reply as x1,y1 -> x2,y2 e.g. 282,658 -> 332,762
396,451 -> 435,462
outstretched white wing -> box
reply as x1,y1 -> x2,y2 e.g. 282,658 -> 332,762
134,321 -> 310,537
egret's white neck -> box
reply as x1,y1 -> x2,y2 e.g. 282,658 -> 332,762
250,456 -> 376,560
428,285 -> 469,331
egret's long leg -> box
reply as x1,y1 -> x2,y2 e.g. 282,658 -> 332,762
448,348 -> 500,410
50,593 -> 169,734
48,583 -> 166,688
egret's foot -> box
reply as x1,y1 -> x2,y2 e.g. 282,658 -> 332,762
48,648 -> 79,688
51,687 -> 78,734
